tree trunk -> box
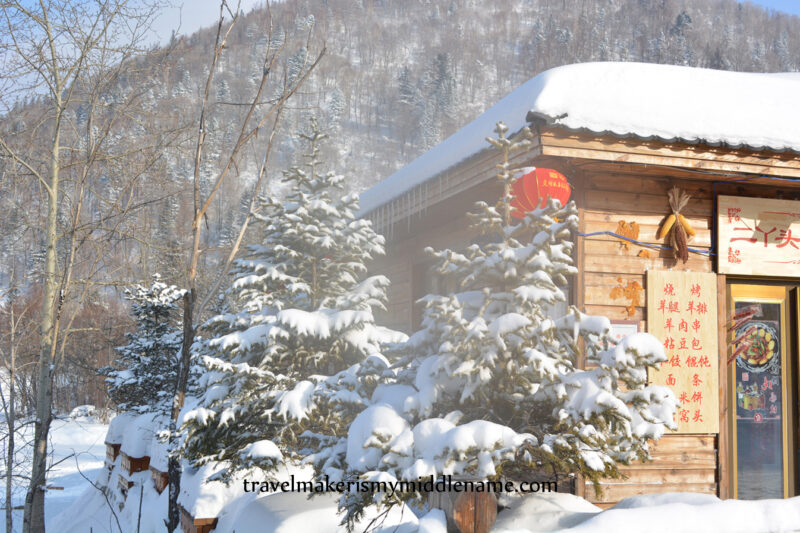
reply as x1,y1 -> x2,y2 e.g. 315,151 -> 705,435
6,305 -> 16,533
23,112 -> 60,533
167,289 -> 195,532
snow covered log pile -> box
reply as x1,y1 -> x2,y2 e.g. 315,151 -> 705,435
98,412 -> 230,532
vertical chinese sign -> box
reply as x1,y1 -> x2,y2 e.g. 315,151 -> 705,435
647,271 -> 719,433
719,195 -> 800,276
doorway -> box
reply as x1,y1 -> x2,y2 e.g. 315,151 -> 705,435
728,283 -> 798,499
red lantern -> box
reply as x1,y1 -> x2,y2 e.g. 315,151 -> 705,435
510,167 -> 571,218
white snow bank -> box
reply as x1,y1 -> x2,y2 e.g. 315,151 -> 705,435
494,492 -> 800,533
494,493 -> 601,532
179,462 -> 316,519
220,492 -> 419,533
560,493 -> 800,533
360,62 -> 800,214
418,508 -> 447,533
148,429 -> 171,472
223,492 -> 341,533
68,404 -> 100,421
179,463 -> 247,518
104,411 -> 136,444
119,412 -> 159,458
43,417 -> 111,532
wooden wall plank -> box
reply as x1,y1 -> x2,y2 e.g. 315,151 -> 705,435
539,129 -> 800,170
582,218 -> 711,247
613,468 -> 716,484
584,190 -> 710,217
586,482 -> 717,503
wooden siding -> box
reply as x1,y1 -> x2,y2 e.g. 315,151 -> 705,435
105,443 -> 120,463
579,170 -> 719,506
363,126 -> 800,234
366,129 -> 800,505
117,474 -> 134,494
538,128 -> 800,178
151,467 -> 169,494
120,452 -> 150,475
581,172 -> 713,322
584,435 -> 717,509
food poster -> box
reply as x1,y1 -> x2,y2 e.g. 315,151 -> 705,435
647,271 -> 719,434
732,300 -> 785,499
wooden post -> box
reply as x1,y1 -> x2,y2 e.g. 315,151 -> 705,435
717,274 -> 729,499
572,169 -> 587,499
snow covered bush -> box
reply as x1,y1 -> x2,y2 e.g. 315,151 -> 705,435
315,122 -> 678,527
99,275 -> 185,414
181,118 -> 404,479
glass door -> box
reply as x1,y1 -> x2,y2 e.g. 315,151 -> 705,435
729,284 -> 793,499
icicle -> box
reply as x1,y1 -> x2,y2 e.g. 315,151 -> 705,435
390,199 -> 395,241
407,190 -> 412,232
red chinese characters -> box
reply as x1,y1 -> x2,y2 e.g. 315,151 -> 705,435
720,197 -> 800,272
648,271 -> 718,433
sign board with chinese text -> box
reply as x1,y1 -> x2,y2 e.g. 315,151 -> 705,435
647,271 -> 719,434
719,195 -> 800,276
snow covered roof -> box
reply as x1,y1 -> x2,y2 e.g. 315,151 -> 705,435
360,62 -> 800,214
105,412 -> 136,445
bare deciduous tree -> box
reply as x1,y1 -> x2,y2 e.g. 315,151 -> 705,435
164,1 -> 325,529
0,2 -> 179,530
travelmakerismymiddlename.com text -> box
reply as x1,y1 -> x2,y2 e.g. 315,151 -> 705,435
242,475 -> 557,496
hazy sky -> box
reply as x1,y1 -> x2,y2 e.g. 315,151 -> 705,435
149,0 -> 800,44
149,0 -> 267,43
741,0 -> 800,16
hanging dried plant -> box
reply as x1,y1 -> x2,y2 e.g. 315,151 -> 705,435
657,187 -> 695,263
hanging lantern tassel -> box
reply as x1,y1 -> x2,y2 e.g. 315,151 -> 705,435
659,186 -> 694,263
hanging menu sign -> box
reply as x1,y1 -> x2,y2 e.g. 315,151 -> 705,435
719,195 -> 800,276
647,271 -> 719,434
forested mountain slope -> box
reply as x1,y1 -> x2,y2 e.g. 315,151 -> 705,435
1,0 -> 798,411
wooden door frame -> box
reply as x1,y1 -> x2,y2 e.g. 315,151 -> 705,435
726,282 -> 795,499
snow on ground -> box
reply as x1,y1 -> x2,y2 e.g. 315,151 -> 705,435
44,414 -> 110,525
0,408 -> 109,533
13,411 -> 800,533
218,491 -> 420,533
495,492 -> 800,533
495,492 -> 602,532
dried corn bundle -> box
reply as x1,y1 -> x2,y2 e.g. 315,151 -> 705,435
658,186 -> 695,263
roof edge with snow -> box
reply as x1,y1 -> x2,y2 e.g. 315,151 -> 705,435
359,62 -> 800,215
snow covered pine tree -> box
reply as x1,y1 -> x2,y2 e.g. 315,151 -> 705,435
181,118 -> 404,480
325,122 -> 679,526
100,276 -> 185,414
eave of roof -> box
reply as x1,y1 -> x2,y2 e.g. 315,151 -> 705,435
360,62 -> 800,215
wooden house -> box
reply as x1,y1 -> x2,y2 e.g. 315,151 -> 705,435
359,62 -> 800,507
